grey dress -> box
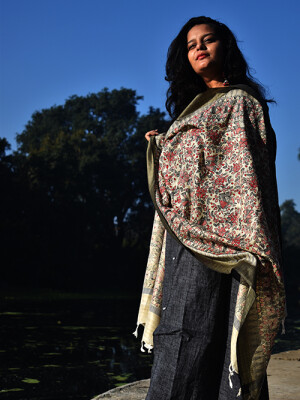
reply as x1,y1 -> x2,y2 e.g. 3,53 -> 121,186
146,233 -> 269,400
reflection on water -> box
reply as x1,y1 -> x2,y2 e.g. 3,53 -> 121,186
0,294 -> 152,400
0,293 -> 298,399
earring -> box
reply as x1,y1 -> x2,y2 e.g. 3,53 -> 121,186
223,78 -> 229,86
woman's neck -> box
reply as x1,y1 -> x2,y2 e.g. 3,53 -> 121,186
204,78 -> 224,88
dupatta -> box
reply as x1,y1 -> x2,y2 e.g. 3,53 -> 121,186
136,86 -> 285,400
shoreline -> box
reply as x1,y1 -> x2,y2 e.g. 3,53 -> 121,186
92,349 -> 300,400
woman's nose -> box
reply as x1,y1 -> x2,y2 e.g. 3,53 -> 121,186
197,42 -> 206,50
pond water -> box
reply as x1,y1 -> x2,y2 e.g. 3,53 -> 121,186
0,292 -> 299,400
0,293 -> 152,399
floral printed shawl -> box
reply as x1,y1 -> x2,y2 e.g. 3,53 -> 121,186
136,86 -> 285,400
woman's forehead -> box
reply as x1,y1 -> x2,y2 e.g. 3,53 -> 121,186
187,24 -> 216,40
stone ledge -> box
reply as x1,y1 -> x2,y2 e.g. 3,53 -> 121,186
92,350 -> 300,400
92,379 -> 150,400
271,349 -> 300,360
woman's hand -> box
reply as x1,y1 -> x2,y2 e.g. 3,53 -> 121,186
145,129 -> 159,142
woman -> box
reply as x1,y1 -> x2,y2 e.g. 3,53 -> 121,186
135,16 -> 285,400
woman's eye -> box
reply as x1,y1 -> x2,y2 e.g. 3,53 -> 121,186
188,44 -> 196,51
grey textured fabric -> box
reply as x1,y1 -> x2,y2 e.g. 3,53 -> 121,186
146,233 -> 269,400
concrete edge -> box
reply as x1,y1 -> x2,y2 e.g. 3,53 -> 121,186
91,379 -> 150,399
92,350 -> 300,399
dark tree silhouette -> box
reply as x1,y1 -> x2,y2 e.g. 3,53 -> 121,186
1,88 -> 168,291
280,200 -> 300,315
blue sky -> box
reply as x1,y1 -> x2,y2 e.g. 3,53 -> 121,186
1,0 -> 299,209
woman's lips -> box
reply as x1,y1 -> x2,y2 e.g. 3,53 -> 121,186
197,54 -> 208,60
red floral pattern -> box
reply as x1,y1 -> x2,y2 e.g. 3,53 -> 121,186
150,88 -> 285,398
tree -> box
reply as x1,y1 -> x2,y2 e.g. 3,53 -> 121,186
280,200 -> 300,314
2,88 -> 169,290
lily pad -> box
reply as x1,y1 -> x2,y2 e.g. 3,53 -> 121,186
113,373 -> 132,382
22,378 -> 40,384
0,388 -> 24,393
0,312 -> 24,316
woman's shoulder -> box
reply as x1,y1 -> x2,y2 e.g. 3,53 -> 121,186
224,85 -> 264,104
219,85 -> 269,116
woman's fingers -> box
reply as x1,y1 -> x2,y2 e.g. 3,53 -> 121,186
145,129 -> 158,141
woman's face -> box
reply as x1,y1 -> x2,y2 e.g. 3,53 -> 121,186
187,24 -> 224,84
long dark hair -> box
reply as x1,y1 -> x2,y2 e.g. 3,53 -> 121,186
166,16 -> 271,119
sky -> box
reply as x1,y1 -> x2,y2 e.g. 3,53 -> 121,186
0,0 -> 300,209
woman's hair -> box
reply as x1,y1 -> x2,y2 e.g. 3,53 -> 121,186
166,16 -> 270,119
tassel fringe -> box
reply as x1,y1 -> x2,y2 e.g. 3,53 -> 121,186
281,318 -> 286,334
229,363 -> 242,398
228,362 -> 234,389
132,324 -> 139,338
140,340 -> 153,353
281,303 -> 288,334
140,341 -> 146,352
133,324 -> 153,353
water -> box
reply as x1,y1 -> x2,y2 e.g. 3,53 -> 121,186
0,293 -> 152,400
0,292 -> 298,400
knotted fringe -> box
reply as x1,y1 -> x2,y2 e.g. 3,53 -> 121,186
132,324 -> 139,338
281,302 -> 288,334
228,362 -> 235,388
140,341 -> 153,353
132,324 -> 153,353
229,363 -> 242,398
281,319 -> 286,334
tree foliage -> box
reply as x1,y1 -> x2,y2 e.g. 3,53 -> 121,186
1,88 -> 169,290
280,200 -> 300,314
